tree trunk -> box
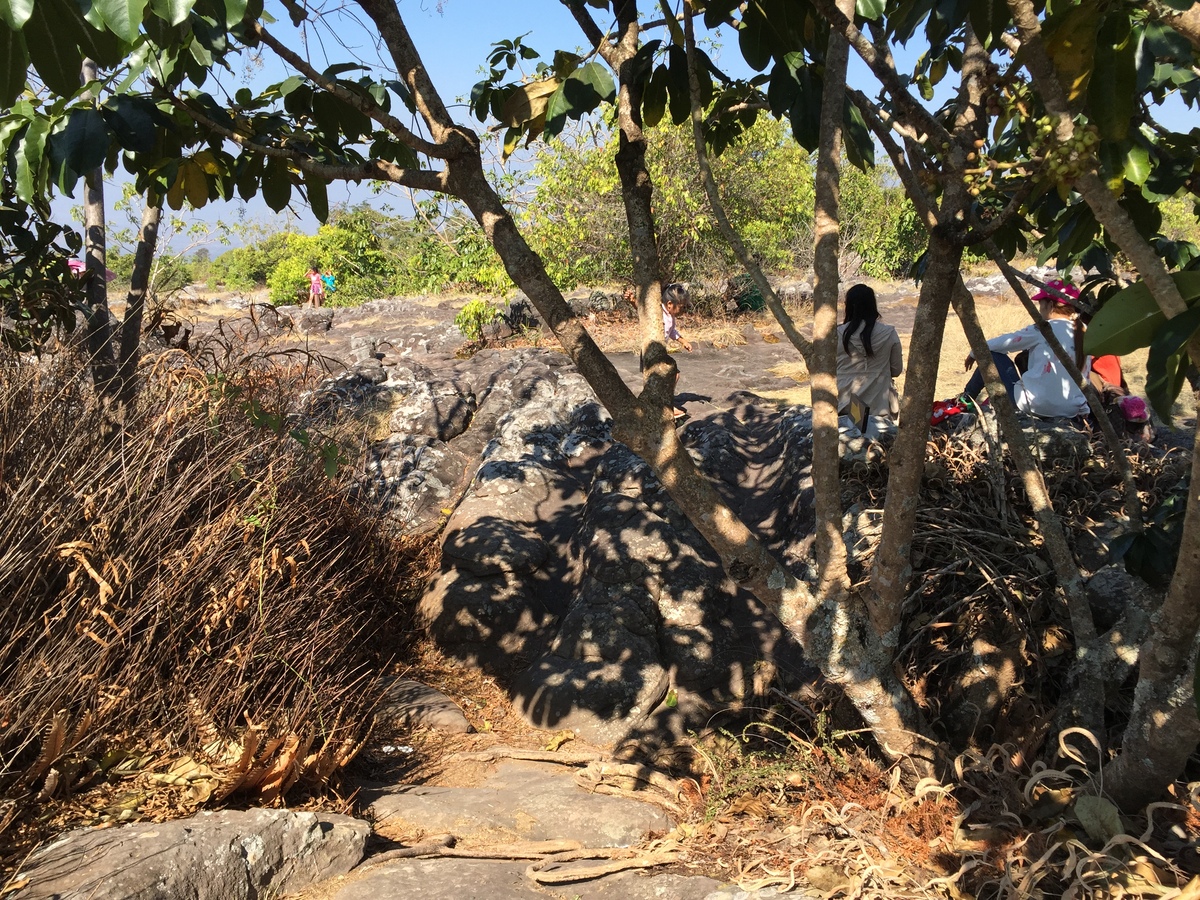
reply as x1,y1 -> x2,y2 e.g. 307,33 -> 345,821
116,202 -> 162,407
810,0 -> 854,600
867,232 -> 959,643
951,280 -> 1104,745
1101,407 -> 1200,810
81,59 -> 118,398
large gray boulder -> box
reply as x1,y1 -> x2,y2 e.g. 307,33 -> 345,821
14,808 -> 368,900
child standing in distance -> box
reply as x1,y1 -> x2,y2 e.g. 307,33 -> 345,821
307,265 -> 325,308
661,282 -> 693,421
662,282 -> 693,352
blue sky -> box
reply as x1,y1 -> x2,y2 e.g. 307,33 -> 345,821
60,0 -> 1199,248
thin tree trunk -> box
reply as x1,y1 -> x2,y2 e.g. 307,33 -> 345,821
952,280 -> 1104,743
116,202 -> 162,407
984,245 -> 1143,530
1006,0 -> 1200,804
681,14 -> 812,366
1101,407 -> 1200,810
868,233 -> 959,643
81,59 -> 118,398
866,24 -> 992,648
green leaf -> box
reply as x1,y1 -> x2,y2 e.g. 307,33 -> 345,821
0,21 -> 27,108
16,116 -> 51,204
23,0 -> 90,96
642,63 -> 668,128
102,95 -> 161,154
323,62 -> 366,77
1123,143 -> 1151,186
260,155 -> 290,212
51,107 -> 109,177
222,0 -> 245,26
0,116 -> 24,160
167,166 -> 185,209
0,0 -> 33,30
570,60 -> 615,106
1084,271 -> 1200,356
666,45 -> 697,125
277,75 -> 304,96
739,2 -> 771,72
235,151 -> 263,200
704,0 -> 740,29
1042,0 -> 1100,104
182,158 -> 208,206
95,0 -> 150,43
787,66 -> 822,152
1146,304 -> 1200,422
498,77 -> 560,128
658,0 -> 684,45
856,0 -> 884,19
842,98 -> 873,171
543,80 -> 570,137
1087,15 -> 1135,142
306,172 -> 328,223
148,0 -> 195,25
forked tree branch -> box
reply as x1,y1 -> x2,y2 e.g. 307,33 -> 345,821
250,22 -> 450,161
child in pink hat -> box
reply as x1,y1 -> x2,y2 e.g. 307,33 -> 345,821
962,279 -> 1090,419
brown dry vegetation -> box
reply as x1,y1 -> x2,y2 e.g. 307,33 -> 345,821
0,337 -> 440,880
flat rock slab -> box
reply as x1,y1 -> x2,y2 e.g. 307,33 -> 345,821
14,808 -> 368,900
369,760 -> 671,848
331,858 -> 767,900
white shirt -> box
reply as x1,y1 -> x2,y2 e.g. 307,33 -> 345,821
836,321 -> 903,418
987,318 -> 1089,418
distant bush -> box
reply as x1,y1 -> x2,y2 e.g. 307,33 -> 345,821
266,236 -> 321,304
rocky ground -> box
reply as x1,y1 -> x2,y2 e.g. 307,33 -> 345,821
10,272 -> 1197,899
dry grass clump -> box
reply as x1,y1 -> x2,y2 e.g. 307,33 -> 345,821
0,346 -> 436,867
656,712 -> 1197,899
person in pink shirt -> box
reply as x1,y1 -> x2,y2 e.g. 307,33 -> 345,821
307,265 -> 325,307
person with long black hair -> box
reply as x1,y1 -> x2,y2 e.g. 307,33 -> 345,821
836,283 -> 904,419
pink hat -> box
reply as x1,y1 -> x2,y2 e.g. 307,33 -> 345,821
1032,279 -> 1080,305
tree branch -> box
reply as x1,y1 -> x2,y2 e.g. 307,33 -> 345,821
250,22 -> 450,161
683,12 -> 812,365
809,0 -> 953,149
176,95 -> 447,193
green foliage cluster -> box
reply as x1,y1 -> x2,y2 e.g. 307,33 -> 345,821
840,168 -> 927,278
0,198 -> 83,351
523,119 -> 925,284
454,298 -> 500,341
394,206 -> 511,295
209,232 -> 294,291
210,121 -> 930,304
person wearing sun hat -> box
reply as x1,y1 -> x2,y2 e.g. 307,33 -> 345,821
961,279 -> 1090,419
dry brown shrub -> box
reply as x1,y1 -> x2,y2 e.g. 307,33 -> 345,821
0,345 -> 436,863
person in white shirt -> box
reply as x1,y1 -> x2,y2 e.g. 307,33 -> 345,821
963,279 -> 1089,419
837,284 -> 904,419
661,282 -> 693,352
